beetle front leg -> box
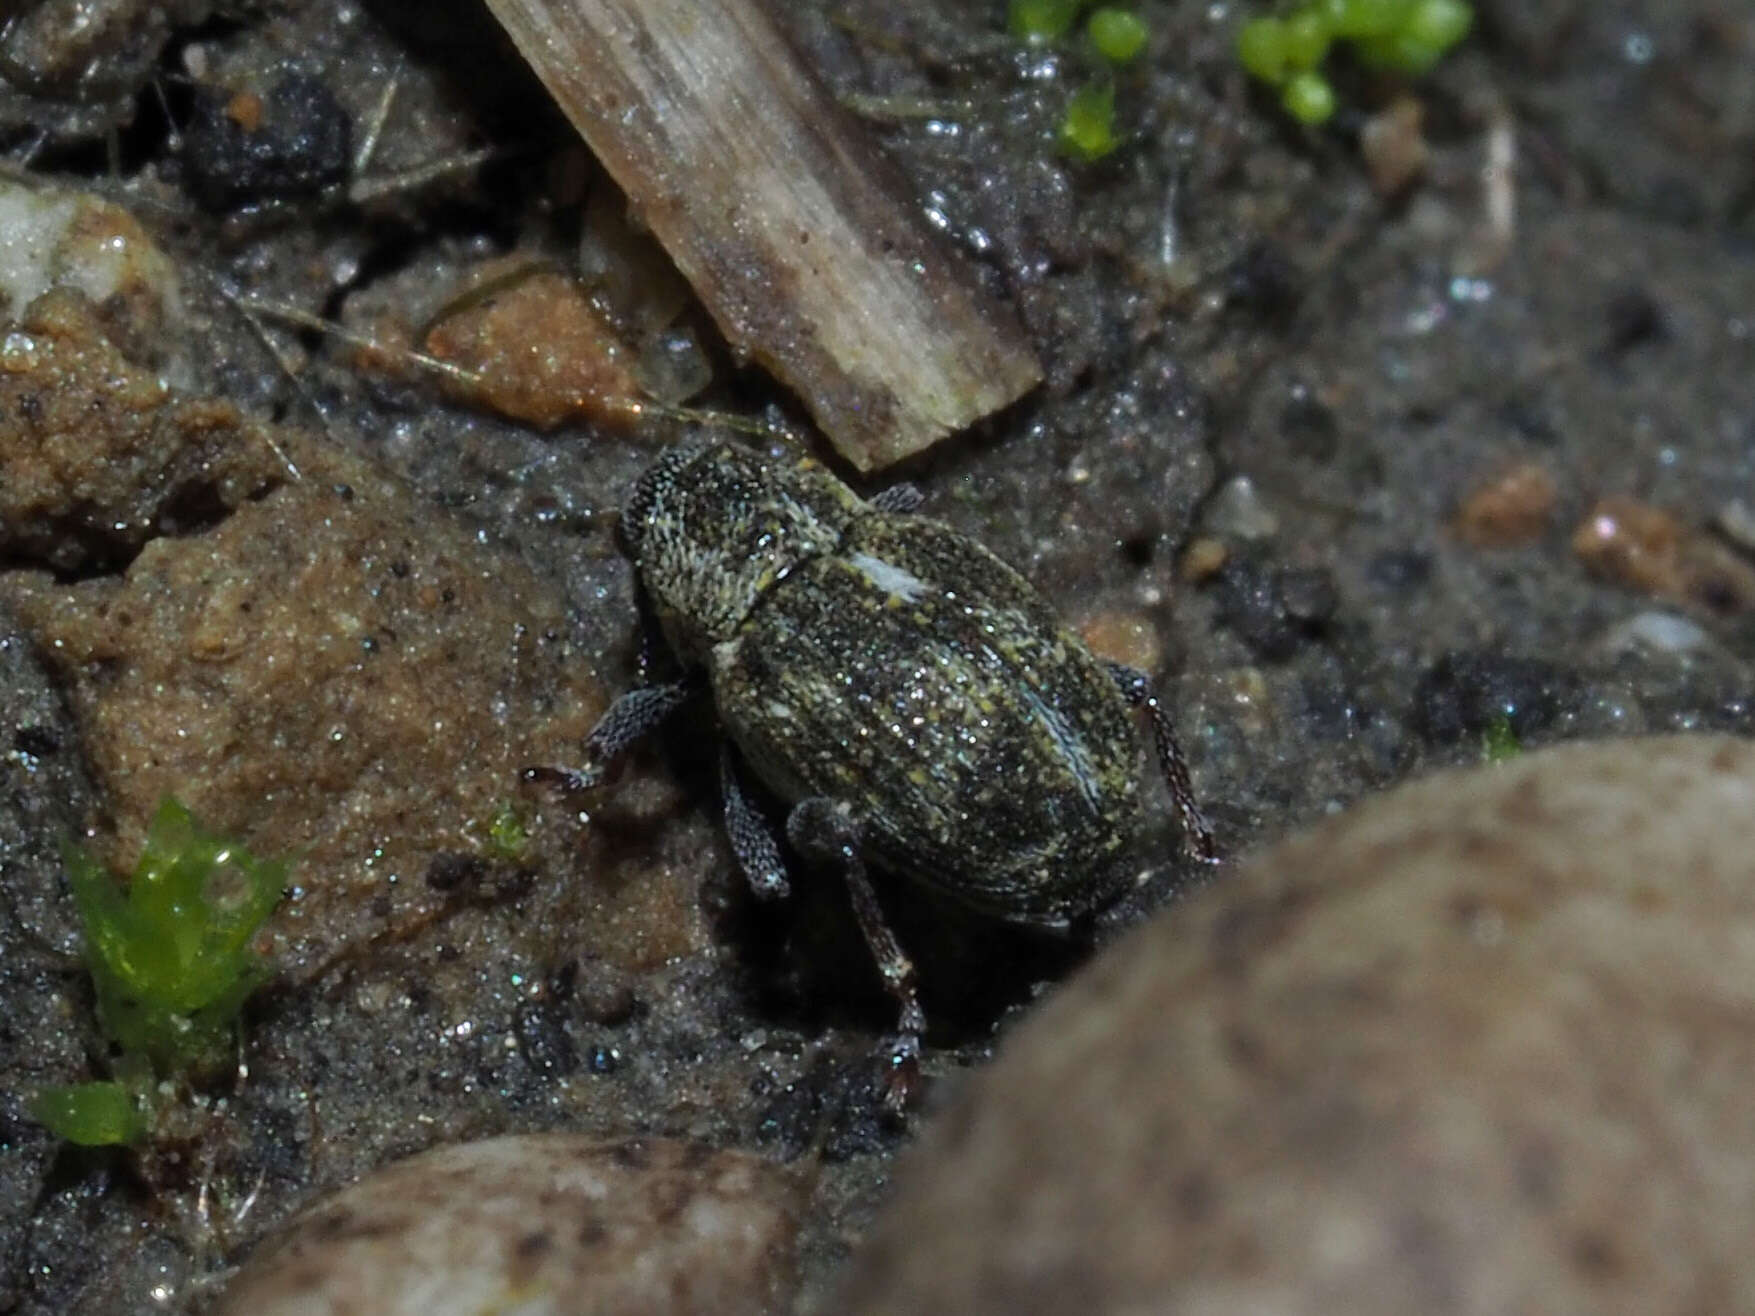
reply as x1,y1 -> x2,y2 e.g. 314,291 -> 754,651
523,677 -> 700,793
1106,662 -> 1217,863
721,744 -> 791,900
787,797 -> 925,1114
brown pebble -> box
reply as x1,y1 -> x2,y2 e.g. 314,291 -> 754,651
1454,461 -> 1557,547
1572,495 -> 1681,594
1178,537 -> 1229,583
423,258 -> 643,430
1572,496 -> 1755,612
1077,610 -> 1163,674
1359,96 -> 1429,197
225,90 -> 265,133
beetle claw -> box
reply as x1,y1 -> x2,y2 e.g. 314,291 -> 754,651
882,1034 -> 923,1117
520,763 -> 604,794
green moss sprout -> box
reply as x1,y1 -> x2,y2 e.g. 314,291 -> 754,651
1238,0 -> 1473,125
29,798 -> 287,1146
1059,84 -> 1122,162
1481,712 -> 1523,765
1009,0 -> 1083,42
1006,1 -> 1150,160
484,802 -> 531,862
1087,8 -> 1149,64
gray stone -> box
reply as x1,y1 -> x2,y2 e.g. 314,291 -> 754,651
836,736 -> 1755,1314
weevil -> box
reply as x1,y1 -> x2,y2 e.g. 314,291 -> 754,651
528,439 -> 1214,1107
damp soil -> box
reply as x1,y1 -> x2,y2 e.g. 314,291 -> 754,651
0,1 -> 1750,1311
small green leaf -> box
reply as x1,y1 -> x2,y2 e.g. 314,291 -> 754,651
1058,83 -> 1121,161
1009,0 -> 1083,42
29,1082 -> 149,1147
1281,70 -> 1337,124
1281,11 -> 1333,71
1088,8 -> 1148,64
1237,16 -> 1289,83
1323,0 -> 1405,39
1403,0 -> 1473,52
1353,30 -> 1438,72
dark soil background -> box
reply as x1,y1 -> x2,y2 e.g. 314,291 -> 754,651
1,0 -> 1751,1311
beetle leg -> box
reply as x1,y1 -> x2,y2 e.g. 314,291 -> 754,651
787,797 -> 925,1114
720,744 -> 791,900
1106,662 -> 1218,863
869,482 -> 924,515
523,677 -> 700,793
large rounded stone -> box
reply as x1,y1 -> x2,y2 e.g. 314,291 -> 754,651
219,1134 -> 803,1316
836,736 -> 1755,1313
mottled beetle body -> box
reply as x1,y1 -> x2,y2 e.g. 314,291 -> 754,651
533,439 -> 1212,1105
715,512 -> 1141,923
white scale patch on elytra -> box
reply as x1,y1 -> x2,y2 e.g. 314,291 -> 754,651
1022,687 -> 1102,811
847,552 -> 930,604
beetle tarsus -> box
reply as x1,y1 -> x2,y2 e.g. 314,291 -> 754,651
521,763 -> 601,794
882,1033 -> 923,1118
524,677 -> 700,793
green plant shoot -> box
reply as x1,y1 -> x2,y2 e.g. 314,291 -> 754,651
67,797 -> 285,1073
30,799 -> 287,1146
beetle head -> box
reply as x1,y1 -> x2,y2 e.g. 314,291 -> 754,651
620,440 -> 862,662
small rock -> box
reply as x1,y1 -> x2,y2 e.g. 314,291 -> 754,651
1274,566 -> 1337,627
1277,390 -> 1339,464
1077,610 -> 1163,675
1211,557 -> 1332,661
1573,496 -> 1755,614
835,737 -> 1755,1313
422,259 -> 643,430
1363,548 -> 1432,593
1572,496 -> 1682,596
182,72 -> 352,211
218,1134 -> 804,1316
1601,285 -> 1668,356
1223,242 -> 1301,323
1453,461 -> 1557,548
0,0 -> 182,100
1601,610 -> 1710,656
633,322 -> 713,406
1177,537 -> 1228,583
1202,475 -> 1279,543
1359,96 -> 1429,197
0,180 -> 186,373
1715,498 -> 1755,555
0,288 -> 273,571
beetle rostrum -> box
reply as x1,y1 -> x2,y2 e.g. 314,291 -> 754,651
528,438 -> 1214,1108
